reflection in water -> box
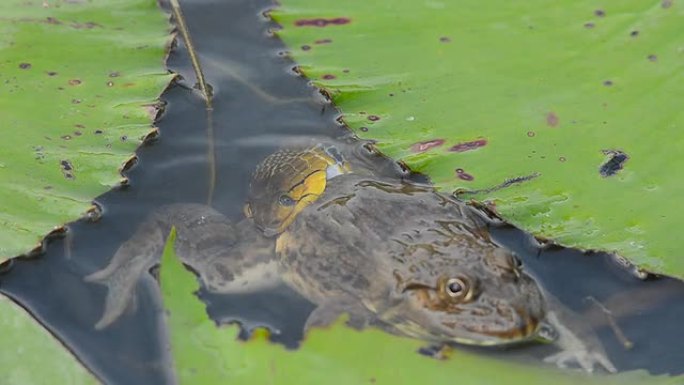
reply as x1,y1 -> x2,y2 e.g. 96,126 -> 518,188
0,0 -> 682,383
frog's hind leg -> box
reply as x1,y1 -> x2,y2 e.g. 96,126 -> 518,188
84,218 -> 166,330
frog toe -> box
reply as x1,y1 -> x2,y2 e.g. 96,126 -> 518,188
543,350 -> 616,373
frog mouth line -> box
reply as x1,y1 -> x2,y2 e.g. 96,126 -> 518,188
463,310 -> 540,341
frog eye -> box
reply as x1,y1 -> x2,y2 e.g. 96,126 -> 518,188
278,194 -> 296,206
444,277 -> 473,302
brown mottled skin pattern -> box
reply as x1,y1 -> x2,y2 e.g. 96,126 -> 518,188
86,142 -> 615,373
276,176 -> 545,344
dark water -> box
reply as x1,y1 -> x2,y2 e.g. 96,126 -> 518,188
0,0 -> 682,383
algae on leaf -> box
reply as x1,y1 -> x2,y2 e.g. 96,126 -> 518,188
0,0 -> 174,261
272,1 -> 684,278
160,228 -> 682,385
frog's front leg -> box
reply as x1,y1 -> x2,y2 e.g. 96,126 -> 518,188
540,295 -> 617,373
85,203 -> 279,330
304,298 -> 376,331
195,220 -> 280,294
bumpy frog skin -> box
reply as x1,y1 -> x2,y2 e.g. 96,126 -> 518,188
85,141 -> 615,373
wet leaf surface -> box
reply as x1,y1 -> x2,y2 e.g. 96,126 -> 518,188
272,0 -> 684,278
0,0 -> 173,261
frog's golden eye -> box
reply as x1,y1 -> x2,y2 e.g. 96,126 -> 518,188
244,204 -> 253,218
278,194 -> 296,206
442,277 -> 474,302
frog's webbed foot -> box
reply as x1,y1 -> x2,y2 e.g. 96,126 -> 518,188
543,348 -> 616,373
85,218 -> 166,330
542,310 -> 617,373
304,300 -> 375,331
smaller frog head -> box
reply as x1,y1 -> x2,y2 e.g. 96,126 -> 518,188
245,147 -> 348,237
387,248 -> 546,346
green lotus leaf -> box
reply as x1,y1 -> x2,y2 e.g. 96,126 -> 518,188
0,0 -> 174,261
0,294 -> 99,384
161,227 -> 681,384
271,1 -> 684,278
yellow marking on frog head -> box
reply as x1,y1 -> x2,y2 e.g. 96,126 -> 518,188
245,146 -> 350,236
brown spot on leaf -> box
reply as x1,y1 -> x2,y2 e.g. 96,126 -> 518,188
594,9 -> 605,17
359,126 -> 368,132
439,36 -> 451,43
630,30 -> 639,37
603,80 -> 613,86
527,131 -> 536,137
109,72 -> 120,78
71,21 -> 101,29
662,0 -> 673,8
60,160 -> 74,179
19,63 -> 31,69
301,45 -> 311,51
368,115 -> 381,121
314,38 -> 332,44
71,99 -> 81,104
648,54 -> 658,62
294,17 -> 350,27
455,168 -> 474,181
106,81 -> 114,87
410,139 -> 445,153
322,74 -> 336,80
94,130 -> 103,134
61,135 -> 72,140
559,156 -> 566,162
449,139 -> 487,152
46,71 -> 58,76
584,22 -> 595,29
69,79 -> 82,86
600,150 -> 629,177
546,112 -> 559,127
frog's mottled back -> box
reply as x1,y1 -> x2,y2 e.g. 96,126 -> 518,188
276,176 -> 546,346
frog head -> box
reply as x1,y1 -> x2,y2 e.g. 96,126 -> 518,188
386,247 -> 546,346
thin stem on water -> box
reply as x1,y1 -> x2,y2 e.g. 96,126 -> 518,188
168,0 -> 216,205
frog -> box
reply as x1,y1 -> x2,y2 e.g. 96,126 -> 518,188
85,140 -> 616,373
